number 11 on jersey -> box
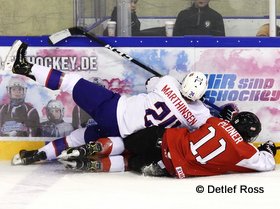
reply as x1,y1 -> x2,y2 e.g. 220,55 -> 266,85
190,126 -> 226,164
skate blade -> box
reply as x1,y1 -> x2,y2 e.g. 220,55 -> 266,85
4,40 -> 23,71
57,150 -> 80,160
58,159 -> 78,169
11,153 -> 24,165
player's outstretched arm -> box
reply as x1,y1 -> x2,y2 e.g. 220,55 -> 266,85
257,140 -> 277,156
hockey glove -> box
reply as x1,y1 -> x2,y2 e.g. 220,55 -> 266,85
219,103 -> 239,121
141,163 -> 169,177
258,141 -> 277,156
145,76 -> 160,93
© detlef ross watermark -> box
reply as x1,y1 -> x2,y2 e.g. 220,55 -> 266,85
196,184 -> 264,194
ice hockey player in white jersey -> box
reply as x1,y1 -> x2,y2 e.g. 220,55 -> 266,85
5,40 -> 212,165
0,76 -> 40,137
39,99 -> 73,137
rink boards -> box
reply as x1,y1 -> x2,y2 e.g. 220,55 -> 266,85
0,140 -> 45,160
1,36 -> 280,163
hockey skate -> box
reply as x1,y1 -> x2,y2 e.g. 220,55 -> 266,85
59,158 -> 102,172
58,142 -> 102,160
11,149 -> 47,165
4,40 -> 35,80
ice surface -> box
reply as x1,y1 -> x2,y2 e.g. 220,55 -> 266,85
0,161 -> 279,209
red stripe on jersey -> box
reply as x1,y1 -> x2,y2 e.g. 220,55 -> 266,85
45,68 -> 53,87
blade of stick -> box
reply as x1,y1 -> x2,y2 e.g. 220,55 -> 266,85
48,29 -> 73,44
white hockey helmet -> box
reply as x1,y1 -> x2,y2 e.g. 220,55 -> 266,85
46,99 -> 64,121
180,72 -> 208,101
6,77 -> 27,99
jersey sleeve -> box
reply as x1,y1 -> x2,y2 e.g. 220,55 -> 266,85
236,145 -> 276,172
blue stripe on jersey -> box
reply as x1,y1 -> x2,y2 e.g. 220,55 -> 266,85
52,137 -> 68,157
72,78 -> 121,137
46,69 -> 63,90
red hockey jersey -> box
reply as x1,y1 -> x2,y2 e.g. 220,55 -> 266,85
161,117 -> 275,178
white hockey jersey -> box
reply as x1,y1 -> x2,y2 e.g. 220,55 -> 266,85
117,75 -> 212,137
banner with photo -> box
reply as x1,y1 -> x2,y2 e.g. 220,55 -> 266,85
0,45 -> 279,142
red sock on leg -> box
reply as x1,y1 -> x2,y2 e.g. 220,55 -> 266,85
96,137 -> 113,156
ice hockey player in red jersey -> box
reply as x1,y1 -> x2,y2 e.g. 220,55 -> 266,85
58,111 -> 276,178
160,112 -> 275,177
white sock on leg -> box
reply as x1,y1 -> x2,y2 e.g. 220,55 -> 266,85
31,64 -> 52,86
31,64 -> 82,94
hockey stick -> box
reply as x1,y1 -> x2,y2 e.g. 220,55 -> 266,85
49,27 -> 161,77
48,27 -> 221,112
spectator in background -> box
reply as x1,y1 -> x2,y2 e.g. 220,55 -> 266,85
256,23 -> 280,36
173,0 -> 225,36
103,0 -> 141,36
0,76 -> 40,137
39,99 -> 73,137
103,0 -> 166,36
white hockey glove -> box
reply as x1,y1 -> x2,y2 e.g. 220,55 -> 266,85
145,76 -> 160,93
